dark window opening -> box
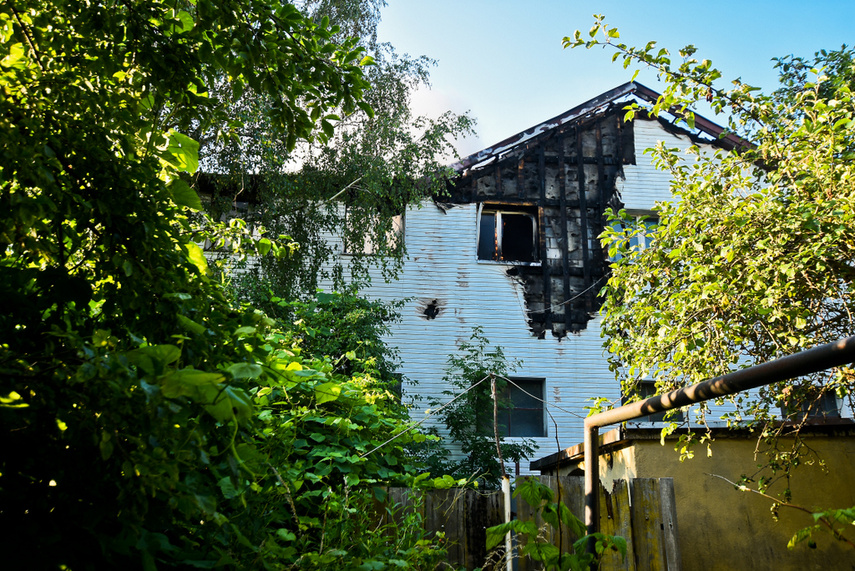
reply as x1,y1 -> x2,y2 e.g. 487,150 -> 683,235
478,208 -> 538,263
478,378 -> 546,437
781,390 -> 840,422
504,379 -> 545,437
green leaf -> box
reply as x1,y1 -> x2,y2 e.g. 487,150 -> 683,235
1,43 -> 25,68
100,431 -> 114,460
177,314 -> 206,335
200,384 -> 253,423
218,476 -> 239,499
128,345 -> 182,376
169,179 -> 203,210
788,525 -> 816,549
276,529 -> 296,542
163,131 -> 200,173
227,362 -> 263,379
0,391 -> 29,409
161,368 -> 224,398
175,10 -> 194,33
315,382 -> 342,404
185,242 -> 208,275
485,522 -> 514,550
611,535 -> 628,557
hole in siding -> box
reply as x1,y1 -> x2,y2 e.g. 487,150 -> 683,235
418,298 -> 445,320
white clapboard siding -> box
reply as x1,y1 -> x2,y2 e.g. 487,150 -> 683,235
351,201 -> 621,467
319,120 -> 719,473
619,118 -> 698,211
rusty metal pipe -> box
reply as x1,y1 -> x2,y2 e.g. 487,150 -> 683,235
583,335 -> 855,550
583,422 -> 599,554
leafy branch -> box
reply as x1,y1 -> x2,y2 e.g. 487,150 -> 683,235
563,15 -> 766,132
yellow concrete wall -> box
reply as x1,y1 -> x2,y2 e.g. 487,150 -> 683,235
628,435 -> 855,571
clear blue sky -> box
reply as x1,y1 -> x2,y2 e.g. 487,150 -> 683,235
377,0 -> 855,157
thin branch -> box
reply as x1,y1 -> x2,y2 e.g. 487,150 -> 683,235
326,176 -> 363,203
8,2 -> 45,71
707,473 -> 855,549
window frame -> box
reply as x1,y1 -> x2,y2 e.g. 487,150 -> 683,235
780,390 -> 841,422
483,377 -> 546,438
476,203 -> 540,265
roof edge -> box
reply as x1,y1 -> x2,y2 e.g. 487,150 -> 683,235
530,420 -> 855,472
451,82 -> 749,174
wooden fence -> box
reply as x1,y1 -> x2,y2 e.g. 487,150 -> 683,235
387,476 -> 680,570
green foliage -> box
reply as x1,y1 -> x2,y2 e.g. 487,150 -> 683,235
430,328 -> 538,489
567,22 -> 855,468
278,290 -> 403,378
0,0 -> 450,567
199,4 -> 476,299
485,477 -> 626,571
788,506 -> 855,550
207,325 -> 440,569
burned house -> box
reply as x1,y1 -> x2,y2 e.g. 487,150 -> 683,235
445,82 -> 746,339
343,82 -> 746,467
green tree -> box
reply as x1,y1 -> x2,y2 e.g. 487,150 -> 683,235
430,328 -> 538,488
565,17 -> 855,515
198,0 -> 475,300
0,0 -> 447,567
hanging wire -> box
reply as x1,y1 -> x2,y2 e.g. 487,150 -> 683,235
524,274 -> 609,315
359,368 -> 616,472
500,375 -> 587,421
359,373 -> 493,458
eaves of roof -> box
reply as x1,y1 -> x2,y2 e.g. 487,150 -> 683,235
450,82 -> 750,175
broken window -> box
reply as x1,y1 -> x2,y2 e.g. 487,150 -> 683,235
478,206 -> 538,263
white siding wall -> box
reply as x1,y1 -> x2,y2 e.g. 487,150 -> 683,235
321,120 -> 725,473
355,202 -> 621,470
619,118 -> 698,211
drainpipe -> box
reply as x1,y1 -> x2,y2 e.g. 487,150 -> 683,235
583,335 -> 855,553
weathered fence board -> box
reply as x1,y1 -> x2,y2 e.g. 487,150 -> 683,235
385,476 -> 679,570
658,478 -> 681,571
386,486 -> 505,569
599,479 -> 636,571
